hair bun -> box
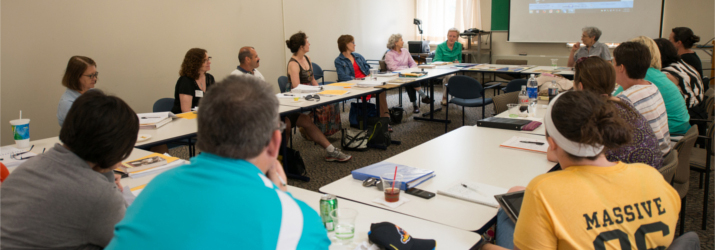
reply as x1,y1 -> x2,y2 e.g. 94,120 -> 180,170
691,35 -> 701,44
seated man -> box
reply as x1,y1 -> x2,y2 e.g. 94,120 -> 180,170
613,41 -> 672,154
232,46 -> 352,162
106,75 -> 331,249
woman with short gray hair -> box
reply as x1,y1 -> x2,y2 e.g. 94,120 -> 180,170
567,26 -> 612,67
385,33 -> 431,113
434,28 -> 463,105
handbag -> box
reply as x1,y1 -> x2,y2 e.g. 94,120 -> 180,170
278,147 -> 307,177
349,102 -> 378,129
367,117 -> 391,150
341,129 -> 369,151
311,103 -> 341,136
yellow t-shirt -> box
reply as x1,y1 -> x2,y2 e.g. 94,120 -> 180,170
514,162 -> 680,250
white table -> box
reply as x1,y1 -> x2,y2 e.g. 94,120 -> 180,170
287,186 -> 481,249
521,66 -> 574,76
135,117 -> 197,148
493,103 -> 549,135
320,126 -> 555,231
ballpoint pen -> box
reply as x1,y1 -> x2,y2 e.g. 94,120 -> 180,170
461,183 -> 485,196
520,141 -> 545,145
276,170 -> 287,187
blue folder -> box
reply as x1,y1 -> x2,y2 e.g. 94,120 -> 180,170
351,162 -> 435,190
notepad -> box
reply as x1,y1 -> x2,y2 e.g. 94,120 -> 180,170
176,112 -> 197,120
327,82 -> 355,87
318,90 -> 349,96
500,136 -> 549,153
438,181 -> 508,207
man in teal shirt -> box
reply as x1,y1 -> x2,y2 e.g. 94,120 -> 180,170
434,28 -> 463,105
106,75 -> 330,249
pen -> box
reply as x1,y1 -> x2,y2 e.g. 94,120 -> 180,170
276,170 -> 287,187
520,141 -> 545,145
461,183 -> 485,196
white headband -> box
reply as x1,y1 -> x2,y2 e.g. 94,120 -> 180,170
544,93 -> 605,157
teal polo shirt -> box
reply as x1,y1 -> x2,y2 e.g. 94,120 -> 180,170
434,41 -> 462,63
106,153 -> 330,250
613,68 -> 691,134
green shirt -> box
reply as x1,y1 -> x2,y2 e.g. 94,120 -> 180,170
434,41 -> 463,63
613,67 -> 691,134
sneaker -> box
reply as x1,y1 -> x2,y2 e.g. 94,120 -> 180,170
413,107 -> 420,113
326,148 -> 352,162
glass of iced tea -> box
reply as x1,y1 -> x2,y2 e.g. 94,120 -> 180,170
381,173 -> 403,202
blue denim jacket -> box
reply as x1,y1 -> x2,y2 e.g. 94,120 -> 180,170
334,52 -> 371,82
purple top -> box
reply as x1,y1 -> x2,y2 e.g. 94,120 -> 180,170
606,100 -> 664,169
385,48 -> 417,71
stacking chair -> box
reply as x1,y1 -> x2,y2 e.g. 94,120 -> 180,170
670,125 -> 699,235
445,76 -> 493,132
502,79 -> 528,94
690,122 -> 714,230
484,59 -> 528,95
491,91 -> 519,115
312,63 -> 334,85
153,98 -> 195,156
659,149 -> 678,183
278,76 -> 290,93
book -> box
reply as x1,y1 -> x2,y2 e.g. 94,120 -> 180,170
118,153 -> 181,174
437,181 -> 508,207
290,84 -> 322,93
499,136 -> 549,153
476,117 -> 532,131
494,190 -> 525,223
128,159 -> 186,178
351,162 -> 435,190
318,90 -> 349,96
138,112 -> 176,129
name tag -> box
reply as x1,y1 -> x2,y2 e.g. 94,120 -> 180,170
195,90 -> 204,98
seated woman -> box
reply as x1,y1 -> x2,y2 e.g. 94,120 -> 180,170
2,90 -> 138,249
385,33 -> 431,113
572,57 -> 663,168
670,27 -> 703,77
654,38 -> 704,114
567,26 -> 612,67
433,28 -> 463,106
613,36 -> 691,135
285,31 -> 352,162
57,55 -> 98,126
334,35 -> 390,126
172,48 -> 215,114
482,91 -> 681,250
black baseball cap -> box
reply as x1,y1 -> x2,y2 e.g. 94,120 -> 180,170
368,222 -> 436,250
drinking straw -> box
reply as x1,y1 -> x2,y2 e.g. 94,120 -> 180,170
19,110 -> 22,119
391,166 -> 398,190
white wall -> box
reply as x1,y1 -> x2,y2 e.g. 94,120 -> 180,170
0,0 -> 415,146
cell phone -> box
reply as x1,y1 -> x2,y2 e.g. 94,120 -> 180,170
405,188 -> 435,199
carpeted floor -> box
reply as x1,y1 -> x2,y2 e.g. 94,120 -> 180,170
169,82 -> 714,248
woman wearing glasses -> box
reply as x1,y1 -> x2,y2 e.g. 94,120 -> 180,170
57,56 -> 99,126
171,48 -> 215,114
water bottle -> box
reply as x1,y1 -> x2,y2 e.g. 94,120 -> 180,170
527,74 -> 538,104
518,85 -> 529,112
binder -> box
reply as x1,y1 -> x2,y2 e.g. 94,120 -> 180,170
476,117 -> 532,131
351,162 -> 435,190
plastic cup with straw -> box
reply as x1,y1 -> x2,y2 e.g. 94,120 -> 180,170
9,110 -> 31,148
381,166 -> 402,202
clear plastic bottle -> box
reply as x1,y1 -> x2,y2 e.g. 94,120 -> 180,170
527,74 -> 539,104
518,85 -> 529,112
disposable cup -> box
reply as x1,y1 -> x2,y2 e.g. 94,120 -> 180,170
370,69 -> 379,81
551,59 -> 558,69
330,208 -> 358,245
9,119 -> 30,148
381,173 -> 403,202
507,104 -> 520,118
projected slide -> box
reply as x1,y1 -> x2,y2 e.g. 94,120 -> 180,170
509,0 -> 661,43
528,0 -> 634,14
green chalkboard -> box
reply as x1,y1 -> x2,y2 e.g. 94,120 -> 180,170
491,0 -> 509,31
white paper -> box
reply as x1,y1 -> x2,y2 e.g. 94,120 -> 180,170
137,112 -> 172,125
129,159 -> 186,178
0,146 -> 37,168
276,93 -> 311,99
437,181 -> 508,207
372,196 -> 410,209
290,84 -> 322,93
500,136 -> 549,153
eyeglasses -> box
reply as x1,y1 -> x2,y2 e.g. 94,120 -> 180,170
277,121 -> 286,132
83,72 -> 99,79
10,145 -> 35,160
203,57 -> 212,63
304,94 -> 321,102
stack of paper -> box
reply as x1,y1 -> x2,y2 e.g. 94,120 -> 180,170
437,181 -> 508,207
117,153 -> 186,178
417,64 -> 435,68
290,84 -> 322,93
138,112 -> 176,129
0,146 -> 37,168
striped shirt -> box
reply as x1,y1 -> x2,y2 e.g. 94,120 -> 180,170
662,60 -> 703,108
106,153 -> 330,250
618,83 -> 672,154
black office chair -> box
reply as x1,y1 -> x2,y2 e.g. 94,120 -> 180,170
445,76 -> 493,132
502,79 -> 528,93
